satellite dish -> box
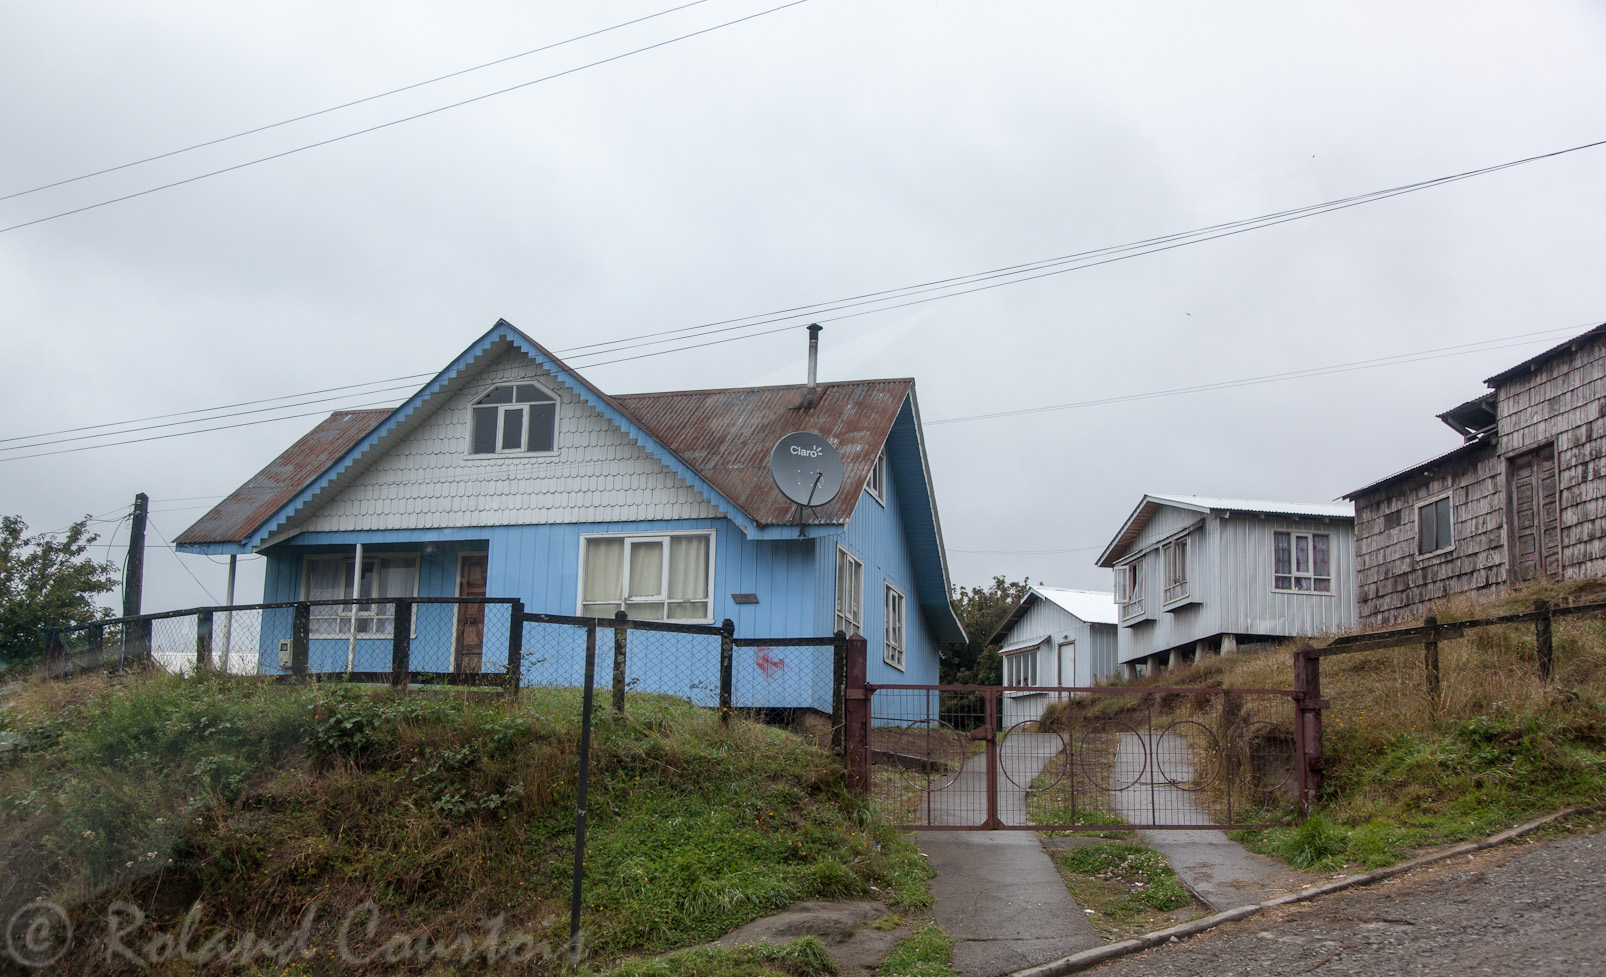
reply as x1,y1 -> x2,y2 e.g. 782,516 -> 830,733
769,432 -> 844,508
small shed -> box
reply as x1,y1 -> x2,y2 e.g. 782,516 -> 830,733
988,587 -> 1119,727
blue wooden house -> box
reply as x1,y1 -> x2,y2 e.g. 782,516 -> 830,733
176,320 -> 965,712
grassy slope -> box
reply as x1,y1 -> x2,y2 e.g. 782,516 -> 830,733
0,673 -> 931,975
1127,580 -> 1606,871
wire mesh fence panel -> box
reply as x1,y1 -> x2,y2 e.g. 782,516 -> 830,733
519,619 -> 594,690
868,687 -> 988,828
614,626 -> 724,709
731,641 -> 835,717
212,607 -> 265,675
148,615 -> 199,675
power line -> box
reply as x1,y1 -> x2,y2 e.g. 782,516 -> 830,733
553,135 -> 1606,364
5,134 -> 1603,454
146,517 -> 221,603
0,1 -> 713,203
925,326 -> 1591,427
0,381 -> 420,454
0,398 -> 402,462
0,373 -> 433,446
0,0 -> 813,235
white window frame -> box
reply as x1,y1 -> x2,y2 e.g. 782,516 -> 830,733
835,546 -> 864,638
1415,492 -> 1454,558
1272,530 -> 1334,594
883,583 -> 905,670
1162,536 -> 1190,605
1115,555 -> 1146,622
301,553 -> 420,637
467,382 -> 559,458
576,529 -> 716,623
865,448 -> 887,505
1004,648 -> 1038,688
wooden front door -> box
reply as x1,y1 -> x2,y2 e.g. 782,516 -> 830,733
1508,446 -> 1561,584
455,554 -> 488,673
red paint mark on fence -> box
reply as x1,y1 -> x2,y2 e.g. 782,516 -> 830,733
755,647 -> 786,679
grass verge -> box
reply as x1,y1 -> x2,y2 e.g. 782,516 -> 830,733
1047,842 -> 1200,940
876,923 -> 956,977
0,671 -> 930,974
1129,581 -> 1606,871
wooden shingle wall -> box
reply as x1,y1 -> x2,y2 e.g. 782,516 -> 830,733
1353,332 -> 1606,626
1495,336 -> 1606,580
1353,446 -> 1502,626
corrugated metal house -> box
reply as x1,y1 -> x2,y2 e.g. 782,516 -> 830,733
176,320 -> 965,709
1343,323 -> 1606,625
986,587 -> 1119,727
1095,495 -> 1357,676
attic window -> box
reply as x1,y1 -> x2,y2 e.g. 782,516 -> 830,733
866,449 -> 887,503
471,384 -> 556,455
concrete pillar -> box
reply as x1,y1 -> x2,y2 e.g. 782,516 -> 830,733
1123,662 -> 1139,683
1197,639 -> 1215,659
1168,645 -> 1185,669
1221,633 -> 1237,656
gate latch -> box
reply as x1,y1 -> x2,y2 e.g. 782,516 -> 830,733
968,726 -> 995,741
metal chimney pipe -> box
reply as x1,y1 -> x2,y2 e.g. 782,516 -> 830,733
807,323 -> 821,390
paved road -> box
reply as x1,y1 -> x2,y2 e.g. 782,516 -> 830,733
1090,830 -> 1606,976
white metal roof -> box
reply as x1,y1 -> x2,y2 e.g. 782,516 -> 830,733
998,634 -> 1051,655
1097,493 -> 1355,567
1032,587 -> 1120,625
1145,494 -> 1355,519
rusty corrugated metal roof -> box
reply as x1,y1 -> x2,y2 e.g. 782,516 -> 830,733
173,410 -> 389,545
1484,322 -> 1606,387
613,379 -> 912,526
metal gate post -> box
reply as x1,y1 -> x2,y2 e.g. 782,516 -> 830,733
612,610 -> 629,714
1292,644 -> 1325,816
982,689 -> 1002,829
843,634 -> 870,795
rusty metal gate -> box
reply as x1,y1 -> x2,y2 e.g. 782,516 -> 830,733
861,684 -> 1305,831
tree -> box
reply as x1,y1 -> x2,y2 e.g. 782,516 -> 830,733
0,516 -> 119,668
940,575 -> 1032,686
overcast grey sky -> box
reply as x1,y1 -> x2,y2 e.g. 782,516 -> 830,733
3,0 -> 1605,613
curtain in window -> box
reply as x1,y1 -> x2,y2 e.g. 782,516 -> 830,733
627,541 -> 664,599
582,538 -> 624,616
666,535 -> 710,619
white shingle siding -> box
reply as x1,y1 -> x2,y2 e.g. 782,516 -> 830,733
294,349 -> 722,532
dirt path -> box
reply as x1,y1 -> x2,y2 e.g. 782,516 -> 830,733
1087,829 -> 1606,976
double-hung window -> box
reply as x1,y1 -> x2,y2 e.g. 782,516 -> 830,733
1162,537 -> 1189,604
1416,496 -> 1453,556
835,547 -> 864,637
303,554 -> 418,636
580,533 -> 712,621
1115,556 -> 1146,621
470,384 -> 557,455
883,584 -> 905,670
1273,531 -> 1332,592
1005,649 -> 1038,687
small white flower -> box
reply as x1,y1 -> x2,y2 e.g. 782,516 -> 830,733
81,830 -> 95,838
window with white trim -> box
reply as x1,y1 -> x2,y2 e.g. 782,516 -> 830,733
883,583 -> 905,670
302,554 -> 418,636
1162,536 -> 1189,604
580,532 -> 712,621
1004,649 -> 1038,687
835,548 -> 863,637
1115,556 -> 1146,621
1273,531 -> 1332,592
470,384 -> 557,455
866,448 -> 887,503
1416,496 -> 1453,556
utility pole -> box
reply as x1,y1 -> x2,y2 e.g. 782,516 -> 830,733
122,493 -> 148,619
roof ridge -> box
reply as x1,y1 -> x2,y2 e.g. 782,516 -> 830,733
614,378 -> 914,399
